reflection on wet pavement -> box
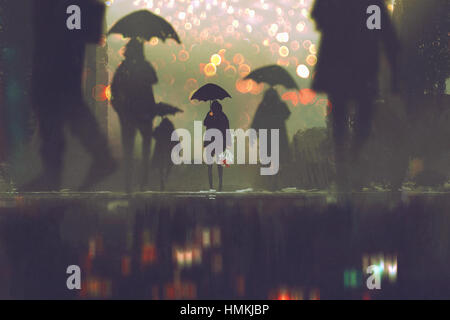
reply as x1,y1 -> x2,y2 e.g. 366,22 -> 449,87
0,192 -> 449,299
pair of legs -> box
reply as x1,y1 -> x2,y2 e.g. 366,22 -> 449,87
27,93 -> 116,191
208,164 -> 224,191
328,93 -> 375,191
118,116 -> 153,192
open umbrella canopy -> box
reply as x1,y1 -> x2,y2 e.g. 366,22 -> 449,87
245,65 -> 299,89
155,102 -> 183,117
108,10 -> 181,43
190,83 -> 232,102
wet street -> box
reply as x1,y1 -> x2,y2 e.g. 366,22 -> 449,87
1,191 -> 450,299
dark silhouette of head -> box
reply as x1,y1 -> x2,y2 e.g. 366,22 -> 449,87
264,87 -> 280,101
211,100 -> 223,113
159,117 -> 174,130
125,38 -> 145,60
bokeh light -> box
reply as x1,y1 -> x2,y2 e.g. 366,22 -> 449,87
296,64 -> 310,79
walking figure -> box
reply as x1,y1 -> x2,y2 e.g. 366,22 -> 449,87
312,0 -> 399,191
27,0 -> 117,191
111,38 -> 158,192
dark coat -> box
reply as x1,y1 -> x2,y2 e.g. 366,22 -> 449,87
252,89 -> 291,164
312,0 -> 399,98
152,118 -> 177,170
111,57 -> 158,123
203,111 -> 230,153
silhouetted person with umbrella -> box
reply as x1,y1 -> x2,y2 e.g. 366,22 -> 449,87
111,38 -> 158,192
204,101 -> 230,191
152,118 -> 177,191
27,0 -> 117,191
252,88 -> 291,190
190,83 -> 232,191
108,10 -> 181,192
150,102 -> 182,191
312,0 -> 399,191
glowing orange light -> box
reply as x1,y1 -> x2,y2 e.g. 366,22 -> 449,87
178,50 -> 190,62
150,37 -> 159,46
299,88 -> 317,105
236,79 -> 253,94
92,84 -> 109,102
238,64 -> 251,77
233,53 -> 244,65
204,63 -> 217,77
306,54 -> 317,66
105,85 -> 111,101
279,46 -> 289,58
282,91 -> 299,106
250,82 -> 264,95
141,244 -> 156,265
224,65 -> 237,78
277,58 -> 290,67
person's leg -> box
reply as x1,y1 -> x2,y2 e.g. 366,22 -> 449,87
139,127 -> 152,191
117,116 -> 137,193
353,95 -> 375,158
160,168 -> 165,191
22,110 -> 65,191
208,165 -> 213,189
218,165 -> 223,191
351,95 -> 375,190
67,96 -> 117,190
329,94 -> 350,192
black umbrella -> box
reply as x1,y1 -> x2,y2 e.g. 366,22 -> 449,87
190,83 -> 232,102
155,102 -> 183,117
108,10 -> 181,43
244,65 -> 299,89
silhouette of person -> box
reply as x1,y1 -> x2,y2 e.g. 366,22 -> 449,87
312,0 -> 399,191
26,0 -> 117,191
252,88 -> 291,190
152,117 -> 177,191
203,101 -> 230,191
111,37 -> 158,192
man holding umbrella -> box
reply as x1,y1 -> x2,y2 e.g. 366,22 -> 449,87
245,65 -> 297,190
108,10 -> 181,192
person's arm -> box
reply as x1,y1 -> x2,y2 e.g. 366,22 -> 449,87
380,2 -> 401,92
148,64 -> 159,85
225,117 -> 232,148
204,112 -> 212,127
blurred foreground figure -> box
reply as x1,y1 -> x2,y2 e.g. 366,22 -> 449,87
27,0 -> 117,191
312,0 -> 399,191
111,38 -> 159,192
203,101 -> 230,191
